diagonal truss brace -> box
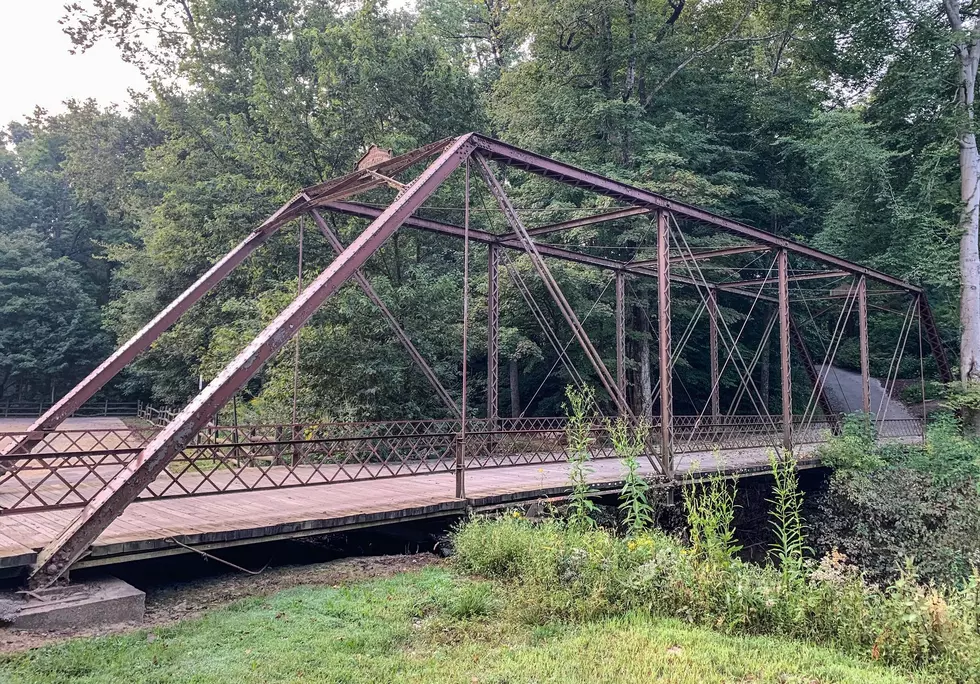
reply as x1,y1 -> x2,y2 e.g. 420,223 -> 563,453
2,141 -> 460,460
308,209 -> 460,417
473,154 -> 632,417
2,196 -> 309,458
27,135 -> 476,588
788,314 -> 840,432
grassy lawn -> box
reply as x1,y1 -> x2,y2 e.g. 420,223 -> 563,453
0,568 -> 925,684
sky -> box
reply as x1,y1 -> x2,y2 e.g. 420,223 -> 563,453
0,0 -> 147,125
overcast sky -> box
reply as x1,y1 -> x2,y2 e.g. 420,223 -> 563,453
1,1 -> 147,125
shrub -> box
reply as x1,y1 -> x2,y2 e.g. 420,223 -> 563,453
683,469 -> 741,568
812,412 -> 980,585
451,513 -> 542,580
767,450 -> 808,592
817,414 -> 884,471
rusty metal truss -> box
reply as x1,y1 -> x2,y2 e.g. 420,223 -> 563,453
0,133 -> 945,587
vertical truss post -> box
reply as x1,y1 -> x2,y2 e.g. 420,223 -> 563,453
308,210 -> 460,418
487,243 -> 500,423
707,289 -> 720,423
656,211 -> 673,476
473,155 -> 631,416
458,159 -> 470,499
27,135 -> 476,588
615,272 -> 627,413
857,276 -> 871,414
292,216 -> 304,462
778,249 -> 792,451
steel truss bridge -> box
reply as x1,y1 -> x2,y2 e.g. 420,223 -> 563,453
0,134 -> 947,587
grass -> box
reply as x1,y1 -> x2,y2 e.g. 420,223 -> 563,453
0,568 -> 925,684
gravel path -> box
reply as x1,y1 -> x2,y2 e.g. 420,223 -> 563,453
818,365 -> 914,421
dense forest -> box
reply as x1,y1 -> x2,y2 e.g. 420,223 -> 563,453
0,0 -> 973,422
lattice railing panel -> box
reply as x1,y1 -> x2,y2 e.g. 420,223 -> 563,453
0,415 -> 923,514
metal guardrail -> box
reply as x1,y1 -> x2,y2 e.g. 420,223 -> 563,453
0,415 -> 924,515
0,400 -> 142,419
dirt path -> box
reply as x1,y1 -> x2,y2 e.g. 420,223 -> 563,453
0,553 -> 442,653
0,417 -> 132,432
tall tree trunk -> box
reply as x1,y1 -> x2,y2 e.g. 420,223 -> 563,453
944,0 -> 980,430
623,0 -> 637,102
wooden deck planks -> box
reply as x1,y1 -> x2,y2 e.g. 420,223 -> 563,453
0,447 -> 799,571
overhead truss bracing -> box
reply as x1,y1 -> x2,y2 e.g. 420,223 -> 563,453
4,132 -> 948,588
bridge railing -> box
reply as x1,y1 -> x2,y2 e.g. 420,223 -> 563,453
0,415 -> 924,515
0,399 -> 142,418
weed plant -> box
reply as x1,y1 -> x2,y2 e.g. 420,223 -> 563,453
563,385 -> 599,530
453,454 -> 980,682
608,416 -> 654,535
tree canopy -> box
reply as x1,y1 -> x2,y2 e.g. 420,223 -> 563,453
0,0 -> 973,420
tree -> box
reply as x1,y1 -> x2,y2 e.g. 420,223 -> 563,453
0,230 -> 108,399
943,0 -> 980,413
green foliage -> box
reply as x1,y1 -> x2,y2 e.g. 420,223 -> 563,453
563,385 -> 599,530
767,450 -> 809,592
683,469 -> 742,568
0,229 -> 109,397
813,413 -> 980,585
608,416 -> 654,535
941,382 -> 980,414
0,0 -> 966,419
817,414 -> 885,471
453,515 -> 980,681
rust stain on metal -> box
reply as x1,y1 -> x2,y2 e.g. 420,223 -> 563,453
20,131 -> 944,589
357,145 -> 393,170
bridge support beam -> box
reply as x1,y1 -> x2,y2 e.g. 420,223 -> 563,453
918,296 -> 953,383
616,272 -> 627,413
858,276 -> 871,414
656,211 -> 673,475
309,209 -> 460,418
26,135 -> 476,589
457,159 -> 471,500
488,243 -> 500,423
778,249 -> 792,451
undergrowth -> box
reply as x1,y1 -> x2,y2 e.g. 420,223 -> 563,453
0,568 -> 919,684
453,453 -> 980,682
813,412 -> 980,584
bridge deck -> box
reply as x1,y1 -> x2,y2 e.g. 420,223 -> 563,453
0,445 -> 822,572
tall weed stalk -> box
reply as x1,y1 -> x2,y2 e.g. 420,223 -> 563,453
767,450 -> 809,591
684,465 -> 742,567
564,385 -> 598,529
609,416 -> 653,535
